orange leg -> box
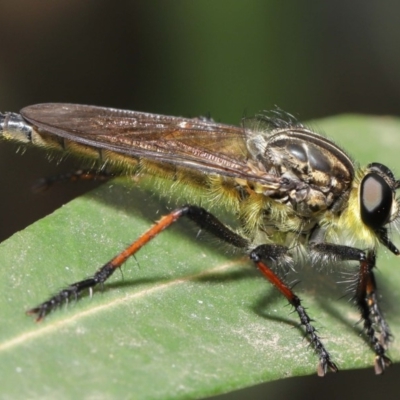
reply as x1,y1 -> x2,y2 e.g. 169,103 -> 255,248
249,245 -> 338,376
27,205 -> 247,320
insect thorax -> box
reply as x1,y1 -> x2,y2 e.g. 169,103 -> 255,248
245,123 -> 354,211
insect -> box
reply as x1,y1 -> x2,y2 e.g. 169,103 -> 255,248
0,103 -> 398,376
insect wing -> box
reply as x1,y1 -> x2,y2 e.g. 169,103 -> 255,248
21,103 -> 258,179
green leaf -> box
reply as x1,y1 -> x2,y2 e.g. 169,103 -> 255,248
1,115 -> 400,399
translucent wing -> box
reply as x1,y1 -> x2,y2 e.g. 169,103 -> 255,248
21,103 -> 279,184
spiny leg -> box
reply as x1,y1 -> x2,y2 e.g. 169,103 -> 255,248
27,205 -> 248,320
27,204 -> 342,375
250,244 -> 338,376
32,169 -> 114,192
355,251 -> 391,374
311,243 -> 392,374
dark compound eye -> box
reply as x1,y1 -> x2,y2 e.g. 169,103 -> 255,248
360,173 -> 393,230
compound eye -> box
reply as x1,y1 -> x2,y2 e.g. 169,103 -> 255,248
360,173 -> 393,230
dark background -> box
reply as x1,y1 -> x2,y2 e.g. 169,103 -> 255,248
1,1 -> 400,399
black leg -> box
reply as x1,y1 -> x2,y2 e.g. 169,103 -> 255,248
354,251 -> 391,374
27,205 -> 249,320
32,169 -> 114,192
250,244 -> 338,376
311,243 -> 392,374
28,203 -> 391,375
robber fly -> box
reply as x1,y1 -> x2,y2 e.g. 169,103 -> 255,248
1,103 -> 399,376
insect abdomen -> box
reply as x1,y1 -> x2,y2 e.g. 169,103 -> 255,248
1,112 -> 139,172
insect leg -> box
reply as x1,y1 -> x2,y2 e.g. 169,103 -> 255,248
250,245 -> 338,376
33,169 -> 114,192
27,205 -> 249,321
355,250 -> 391,374
311,243 -> 391,374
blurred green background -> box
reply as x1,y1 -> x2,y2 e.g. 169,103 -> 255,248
1,1 -> 400,399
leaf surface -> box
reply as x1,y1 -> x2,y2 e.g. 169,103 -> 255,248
1,114 -> 400,399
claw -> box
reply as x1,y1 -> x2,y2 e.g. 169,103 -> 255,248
317,359 -> 339,377
374,355 -> 392,375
